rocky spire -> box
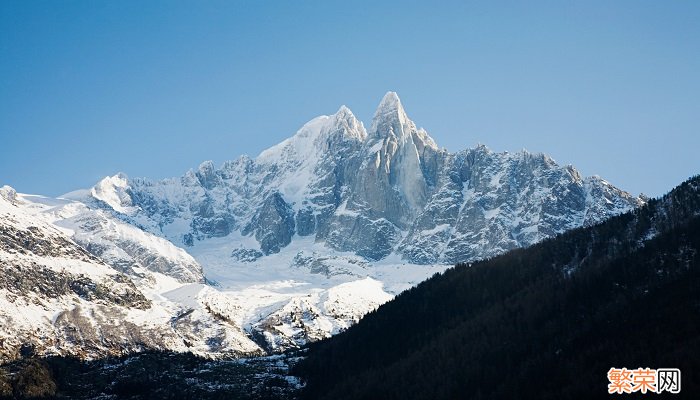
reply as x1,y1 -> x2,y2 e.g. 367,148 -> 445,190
370,91 -> 409,139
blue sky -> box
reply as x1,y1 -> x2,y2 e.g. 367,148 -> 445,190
1,1 -> 698,197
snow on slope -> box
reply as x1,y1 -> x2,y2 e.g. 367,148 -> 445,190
18,193 -> 205,283
184,234 -> 447,352
0,189 -> 262,362
2,187 -> 419,359
0,92 -> 646,360
255,107 -> 366,206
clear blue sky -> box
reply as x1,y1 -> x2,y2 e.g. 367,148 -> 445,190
1,1 -> 698,197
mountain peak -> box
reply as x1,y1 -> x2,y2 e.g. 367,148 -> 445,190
369,92 -> 438,150
331,105 -> 367,141
378,91 -> 401,109
99,173 -> 129,188
371,91 -> 410,138
335,104 -> 353,116
0,185 -> 17,204
374,91 -> 405,118
332,105 -> 358,127
89,173 -> 134,213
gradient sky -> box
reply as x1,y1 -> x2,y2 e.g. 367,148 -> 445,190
1,1 -> 698,198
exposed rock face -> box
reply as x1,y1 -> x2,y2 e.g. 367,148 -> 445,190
295,207 -> 316,237
230,247 -> 263,262
195,160 -> 222,190
80,92 -> 641,264
326,213 -> 401,261
243,192 -> 295,255
399,147 -> 642,263
0,261 -> 149,309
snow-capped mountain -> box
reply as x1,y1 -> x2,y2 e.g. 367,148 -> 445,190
85,92 -> 641,263
0,92 -> 644,360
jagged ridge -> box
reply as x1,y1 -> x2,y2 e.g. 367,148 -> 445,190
78,92 -> 643,263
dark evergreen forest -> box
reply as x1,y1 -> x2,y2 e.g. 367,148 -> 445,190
294,176 -> 700,399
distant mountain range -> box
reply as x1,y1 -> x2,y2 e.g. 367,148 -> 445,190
0,93 -> 644,362
65,92 -> 642,264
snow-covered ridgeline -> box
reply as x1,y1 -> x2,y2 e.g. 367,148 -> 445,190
0,92 -> 644,360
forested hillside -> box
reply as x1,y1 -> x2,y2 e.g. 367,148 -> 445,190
294,176 -> 700,399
